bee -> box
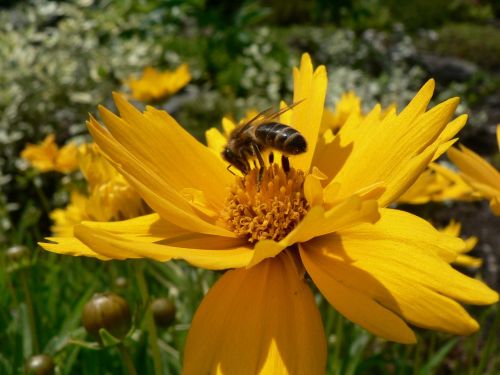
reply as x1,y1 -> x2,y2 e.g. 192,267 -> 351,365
222,101 -> 307,179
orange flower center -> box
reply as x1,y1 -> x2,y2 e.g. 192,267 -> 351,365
222,164 -> 308,243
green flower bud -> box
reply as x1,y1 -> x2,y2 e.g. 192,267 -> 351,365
25,354 -> 55,375
82,292 -> 132,342
151,297 -> 176,328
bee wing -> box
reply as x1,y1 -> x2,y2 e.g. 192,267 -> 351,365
246,99 -> 306,126
244,107 -> 275,127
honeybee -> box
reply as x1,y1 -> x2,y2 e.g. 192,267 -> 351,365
222,101 -> 307,178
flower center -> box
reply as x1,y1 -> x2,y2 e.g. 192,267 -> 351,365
222,163 -> 309,243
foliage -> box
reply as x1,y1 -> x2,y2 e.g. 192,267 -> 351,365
422,23 -> 500,71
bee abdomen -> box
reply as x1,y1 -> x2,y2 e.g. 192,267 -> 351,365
255,122 -> 307,155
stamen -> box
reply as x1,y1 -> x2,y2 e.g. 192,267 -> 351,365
222,164 -> 308,243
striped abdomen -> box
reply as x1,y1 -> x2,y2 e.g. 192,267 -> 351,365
254,122 -> 307,155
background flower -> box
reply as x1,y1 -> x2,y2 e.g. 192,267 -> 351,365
448,125 -> 500,215
21,134 -> 79,173
126,64 -> 191,103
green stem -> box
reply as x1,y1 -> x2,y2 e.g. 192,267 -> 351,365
134,262 -> 162,375
33,178 -> 51,215
20,268 -> 39,354
413,338 -> 422,375
118,343 -> 138,375
332,312 -> 344,375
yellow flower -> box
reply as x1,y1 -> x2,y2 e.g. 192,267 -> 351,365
78,144 -> 147,222
320,91 -> 396,138
21,134 -> 79,173
398,163 -> 478,204
439,220 -> 482,267
48,144 -> 147,240
320,91 -> 362,133
50,191 -> 89,237
448,125 -> 500,215
41,54 -> 498,374
126,64 -> 191,102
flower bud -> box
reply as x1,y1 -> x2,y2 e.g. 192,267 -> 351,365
151,297 -> 176,328
82,293 -> 132,342
25,354 -> 55,375
6,245 -> 29,263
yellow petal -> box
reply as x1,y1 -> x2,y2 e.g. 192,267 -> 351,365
291,54 -> 327,172
74,223 -> 252,269
300,242 -> 417,343
432,114 -> 467,159
329,209 -> 498,304
303,173 -> 324,206
455,254 -> 483,268
497,125 -> 500,150
323,81 -> 465,206
79,213 -> 187,241
491,197 -> 500,215
39,237 -> 111,260
222,117 -> 236,137
284,195 -> 380,245
41,213 -> 188,258
205,127 -> 227,157
448,145 -> 500,199
106,94 -> 232,207
183,251 -> 326,375
246,240 -> 286,269
88,116 -> 233,237
301,238 -> 481,336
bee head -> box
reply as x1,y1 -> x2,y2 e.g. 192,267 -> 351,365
222,147 -> 248,174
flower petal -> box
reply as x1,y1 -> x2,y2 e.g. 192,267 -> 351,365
40,213 -> 188,258
322,80 -> 465,206
497,125 -> 500,150
88,116 -> 233,237
448,145 -> 500,198
74,223 -> 252,269
205,127 -> 227,158
300,242 -> 417,344
39,237 -> 111,260
105,96 -> 232,203
291,54 -> 327,172
284,195 -> 380,245
183,251 -> 326,375
301,208 -> 498,338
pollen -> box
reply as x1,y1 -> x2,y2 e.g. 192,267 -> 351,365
222,164 -> 309,243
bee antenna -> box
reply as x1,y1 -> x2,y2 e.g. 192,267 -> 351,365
268,152 -> 274,164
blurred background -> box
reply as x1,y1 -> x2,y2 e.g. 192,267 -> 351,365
1,0 -> 500,374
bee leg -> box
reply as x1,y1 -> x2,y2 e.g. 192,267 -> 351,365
281,155 -> 290,173
268,152 -> 274,165
226,165 -> 237,176
251,143 -> 265,188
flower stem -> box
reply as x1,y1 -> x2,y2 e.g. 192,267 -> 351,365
33,177 -> 51,215
118,343 -> 138,375
20,268 -> 39,354
332,312 -> 344,375
134,261 -> 163,375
